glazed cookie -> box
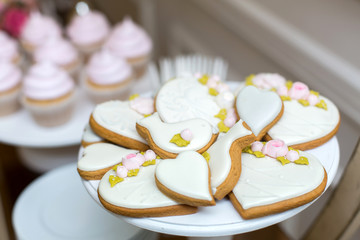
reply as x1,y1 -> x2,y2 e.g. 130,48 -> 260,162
98,152 -> 197,218
245,74 -> 340,150
89,97 -> 154,151
155,151 -> 215,207
207,120 -> 254,200
77,143 -> 137,180
235,85 -> 284,140
155,75 -> 234,131
229,140 -> 327,219
136,112 -> 218,159
81,123 -> 106,147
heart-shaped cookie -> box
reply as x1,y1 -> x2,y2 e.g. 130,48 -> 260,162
78,143 -> 137,180
98,158 -> 197,218
155,151 -> 215,206
264,96 -> 340,150
236,86 -> 283,140
155,76 -> 223,129
89,100 -> 149,151
229,148 -> 327,219
136,112 -> 218,159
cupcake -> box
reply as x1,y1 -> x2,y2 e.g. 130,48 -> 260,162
83,49 -> 134,103
0,62 -> 22,116
0,31 -> 22,65
33,37 -> 81,78
20,12 -> 62,54
66,10 -> 110,55
105,17 -> 152,78
22,62 -> 76,127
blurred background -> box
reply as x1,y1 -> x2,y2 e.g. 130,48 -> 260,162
0,0 -> 359,239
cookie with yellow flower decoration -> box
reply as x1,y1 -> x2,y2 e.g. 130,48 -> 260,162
229,139 -> 327,219
244,73 -> 340,150
136,112 -> 218,159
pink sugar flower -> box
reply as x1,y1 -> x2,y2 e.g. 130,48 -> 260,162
288,82 -> 310,100
262,139 -> 288,158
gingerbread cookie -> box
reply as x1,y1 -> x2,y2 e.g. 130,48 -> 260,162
155,75 -> 234,131
89,97 -> 154,151
97,151 -> 197,218
136,112 -> 218,159
81,123 -> 106,147
207,120 -> 254,200
77,143 -> 137,180
245,73 -> 340,150
229,139 -> 327,219
155,151 -> 215,207
235,85 -> 284,140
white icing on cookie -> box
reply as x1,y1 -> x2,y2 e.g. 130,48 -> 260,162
236,86 -> 282,137
82,123 -> 104,143
156,151 -> 213,201
156,77 -> 221,128
78,143 -> 137,171
92,100 -> 146,143
208,120 -> 253,193
232,152 -> 325,210
137,112 -> 216,153
98,160 -> 178,209
267,96 -> 340,145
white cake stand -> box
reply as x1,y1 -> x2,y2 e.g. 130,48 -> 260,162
81,137 -> 339,239
0,90 -> 94,172
13,162 -> 158,240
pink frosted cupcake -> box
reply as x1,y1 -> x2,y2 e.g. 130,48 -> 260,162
0,62 -> 22,116
20,12 -> 62,54
105,17 -> 152,78
66,10 -> 110,55
33,37 -> 82,78
22,62 -> 76,127
83,49 -> 134,103
0,31 -> 22,65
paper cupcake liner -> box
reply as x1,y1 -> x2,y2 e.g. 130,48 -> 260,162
0,88 -> 21,116
21,90 -> 77,127
80,74 -> 134,104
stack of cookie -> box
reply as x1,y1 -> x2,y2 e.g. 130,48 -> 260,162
77,73 -> 340,219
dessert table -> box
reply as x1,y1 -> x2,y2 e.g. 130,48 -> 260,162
81,136 -> 339,239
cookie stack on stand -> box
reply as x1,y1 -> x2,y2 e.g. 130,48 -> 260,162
77,72 -> 340,220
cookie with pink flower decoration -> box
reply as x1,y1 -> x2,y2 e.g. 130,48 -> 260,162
89,97 -> 155,151
136,112 -> 218,159
244,73 -> 341,150
229,139 -> 327,219
97,149 -> 197,217
77,143 -> 138,180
